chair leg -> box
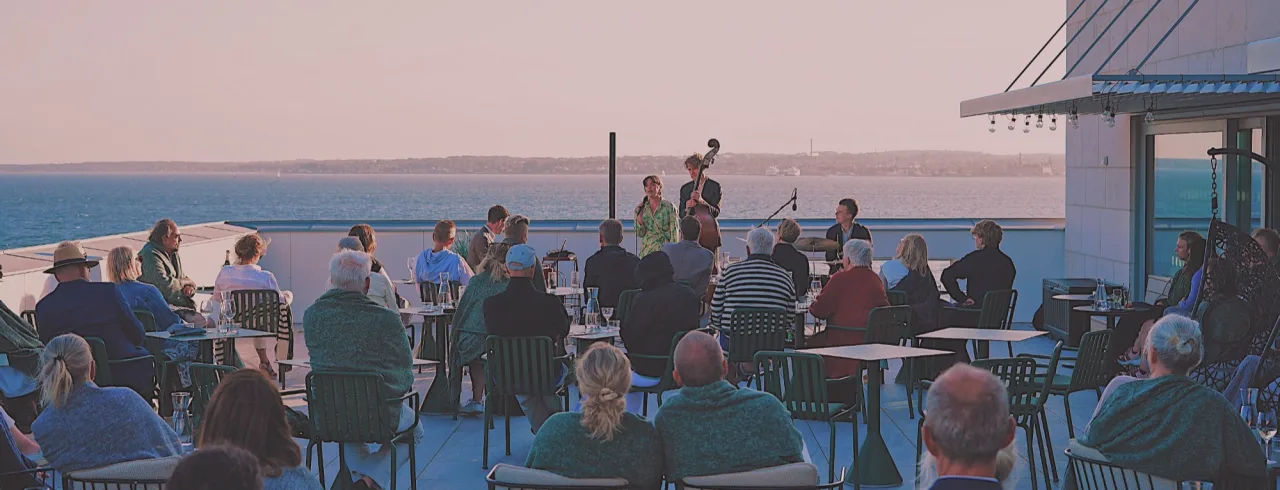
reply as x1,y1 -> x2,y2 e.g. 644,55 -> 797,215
389,444 -> 397,490
1040,410 -> 1059,481
915,416 -> 924,469
504,410 -> 512,456
1022,424 -> 1038,490
1062,393 -> 1076,438
316,442 -> 325,485
409,439 -> 419,490
1006,341 -> 1014,358
1034,420 -> 1052,490
482,406 -> 490,469
642,393 -> 650,417
828,421 -> 836,484
852,410 -> 860,490
906,360 -> 915,420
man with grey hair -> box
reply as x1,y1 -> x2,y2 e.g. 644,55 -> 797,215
709,227 -> 795,383
304,250 -> 419,490
583,218 -> 640,309
921,364 -> 1015,490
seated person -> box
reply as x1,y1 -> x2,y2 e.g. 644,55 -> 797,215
35,241 -> 152,397
583,219 -> 641,309
451,243 -> 512,415
1081,315 -> 1265,486
415,219 -> 474,288
526,344 -> 662,489
468,205 -> 509,270
484,244 -> 571,434
1107,231 -> 1206,369
304,250 -> 419,490
501,215 -> 547,292
663,216 -> 714,304
825,198 -> 873,274
654,331 -> 804,482
0,290 -> 45,429
1253,228 -> 1280,269
710,227 -> 796,340
139,218 -> 198,309
918,364 -> 1017,490
889,235 -> 961,376
107,246 -> 202,388
771,218 -> 811,300
0,403 -> 41,490
33,334 -> 182,472
168,445 -> 263,490
940,220 -> 1015,326
620,252 -> 700,381
198,369 -> 323,490
880,233 -> 925,290
338,237 -> 399,312
211,234 -> 294,377
808,239 -> 889,380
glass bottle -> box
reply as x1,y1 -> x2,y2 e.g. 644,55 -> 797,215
1095,278 -> 1108,309
437,272 -> 453,310
223,250 -> 231,266
172,392 -> 193,444
585,287 -> 602,328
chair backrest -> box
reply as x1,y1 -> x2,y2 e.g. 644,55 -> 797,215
1009,341 -> 1064,418
886,290 -> 909,307
1066,443 -> 1180,490
866,306 -> 911,345
977,289 -> 1018,331
971,355 -> 1041,419
680,463 -> 841,490
227,289 -> 281,334
616,289 -> 641,322
726,309 -> 790,364
189,363 -> 237,428
19,310 -> 37,333
485,464 -> 631,489
63,456 -> 182,490
306,371 -> 398,444
627,331 -> 688,392
419,280 -> 462,304
754,351 -> 842,420
1144,275 -> 1173,304
133,309 -> 159,333
486,336 -> 561,398
84,337 -> 116,387
1070,330 -> 1115,392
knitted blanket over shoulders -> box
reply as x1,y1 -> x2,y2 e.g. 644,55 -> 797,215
304,289 -> 414,418
32,383 -> 181,472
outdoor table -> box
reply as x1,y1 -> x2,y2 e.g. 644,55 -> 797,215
567,325 -> 619,355
1052,294 -> 1096,302
146,329 -> 275,367
1072,304 -> 1151,330
277,358 -> 437,369
550,287 -> 583,297
916,327 -> 1047,360
799,343 -> 950,487
793,304 -> 811,348
399,307 -> 457,414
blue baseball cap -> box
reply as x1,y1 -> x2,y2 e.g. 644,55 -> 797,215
506,244 -> 537,271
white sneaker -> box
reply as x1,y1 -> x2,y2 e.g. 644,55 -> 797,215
460,399 -> 484,415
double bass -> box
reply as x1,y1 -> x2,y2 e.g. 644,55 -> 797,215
689,138 -> 722,251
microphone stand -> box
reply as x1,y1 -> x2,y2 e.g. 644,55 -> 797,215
757,189 -> 798,228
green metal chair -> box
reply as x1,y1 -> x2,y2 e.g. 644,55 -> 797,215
227,289 -> 294,385
305,371 -> 420,490
723,308 -> 790,365
615,289 -> 641,322
886,290 -> 908,307
827,305 -> 910,419
1024,330 -> 1113,438
419,280 -> 462,304
975,289 -> 1019,358
19,310 -> 37,335
84,336 -> 156,402
1010,342 -> 1065,490
188,363 -> 236,430
754,351 -> 860,486
626,331 -> 688,417
483,336 -> 569,469
133,309 -> 185,413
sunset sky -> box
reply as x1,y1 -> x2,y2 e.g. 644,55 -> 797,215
0,1 -> 1067,164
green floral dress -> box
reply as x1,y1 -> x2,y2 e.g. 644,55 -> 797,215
635,199 -> 679,257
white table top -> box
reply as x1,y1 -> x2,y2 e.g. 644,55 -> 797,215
568,325 -> 619,340
398,307 -> 454,317
278,358 -> 436,367
551,287 -> 583,297
799,343 -> 951,362
916,328 -> 1048,342
146,329 -> 276,341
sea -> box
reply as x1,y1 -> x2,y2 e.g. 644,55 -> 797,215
1,173 -> 1068,249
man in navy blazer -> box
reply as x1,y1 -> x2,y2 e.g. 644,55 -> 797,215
35,242 -> 152,399
921,364 -> 1015,490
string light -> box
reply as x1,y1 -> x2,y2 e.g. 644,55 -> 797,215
1068,112 -> 1079,129
1023,115 -> 1032,133
989,115 -> 997,133
1008,116 -> 1016,131
1049,115 -> 1058,131
1036,114 -> 1044,129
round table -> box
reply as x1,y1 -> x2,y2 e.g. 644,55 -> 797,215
1072,304 -> 1152,330
1053,294 -> 1097,302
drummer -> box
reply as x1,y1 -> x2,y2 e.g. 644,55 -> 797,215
825,198 -> 872,273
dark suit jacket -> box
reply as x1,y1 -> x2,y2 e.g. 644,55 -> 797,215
771,243 -> 811,300
583,245 -> 641,308
824,223 -> 873,262
35,280 -> 152,394
941,246 -> 1016,305
927,476 -> 1002,490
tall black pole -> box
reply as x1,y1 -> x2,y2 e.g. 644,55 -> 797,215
609,132 -> 617,219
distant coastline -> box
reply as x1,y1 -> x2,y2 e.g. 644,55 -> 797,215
0,150 -> 1065,177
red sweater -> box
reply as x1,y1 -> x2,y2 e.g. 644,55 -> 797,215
808,266 -> 889,377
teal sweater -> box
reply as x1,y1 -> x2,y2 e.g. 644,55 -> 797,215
525,412 -> 663,489
1081,375 -> 1266,484
304,289 -> 414,421
654,380 -> 804,481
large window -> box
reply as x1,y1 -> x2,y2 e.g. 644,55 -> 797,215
1149,132 -> 1221,276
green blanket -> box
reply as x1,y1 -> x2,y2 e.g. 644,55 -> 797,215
0,301 -> 42,379
1080,375 -> 1265,484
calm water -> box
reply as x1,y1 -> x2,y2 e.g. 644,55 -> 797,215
0,173 -> 1065,249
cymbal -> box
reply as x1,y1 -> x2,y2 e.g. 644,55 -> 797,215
793,237 -> 841,253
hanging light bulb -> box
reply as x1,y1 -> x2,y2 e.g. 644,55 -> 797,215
1069,113 -> 1080,129
1036,114 -> 1045,129
1144,111 -> 1155,124
1023,115 -> 1031,133
1008,116 -> 1016,131
1049,115 -> 1058,131
989,116 -> 997,133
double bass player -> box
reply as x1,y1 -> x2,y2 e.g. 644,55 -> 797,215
679,154 -> 721,222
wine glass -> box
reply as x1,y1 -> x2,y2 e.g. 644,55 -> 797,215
406,257 -> 416,283
602,307 -> 615,322
1259,410 -> 1277,463
564,305 -> 577,324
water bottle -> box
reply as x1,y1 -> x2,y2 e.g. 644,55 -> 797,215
172,392 -> 193,444
1095,278 -> 1108,310
585,287 -> 602,328
437,272 -> 453,310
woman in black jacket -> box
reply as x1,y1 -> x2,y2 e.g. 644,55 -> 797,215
620,252 -> 702,379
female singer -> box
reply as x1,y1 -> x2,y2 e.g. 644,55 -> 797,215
678,154 -> 722,220
634,175 -> 679,257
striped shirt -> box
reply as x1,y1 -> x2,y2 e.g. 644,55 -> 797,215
710,255 -> 797,329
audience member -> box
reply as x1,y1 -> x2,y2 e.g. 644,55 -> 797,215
484,244 -> 569,433
0,281 -> 46,428
346,224 -> 405,310
0,402 -> 41,490
139,218 -> 197,308
168,445 -> 263,490
634,175 -> 680,258
919,364 -> 1016,490
825,198 -> 872,273
654,331 -> 804,481
663,216 -> 715,301
710,227 -> 795,383
469,205 -> 510,269
941,220 -> 1015,322
32,334 -> 182,472
1082,315 -> 1265,485
451,243 -> 512,415
501,215 -> 547,292
35,241 -> 152,397
583,219 -> 640,308
107,246 -> 202,387
526,344 -> 662,489
1254,228 -> 1280,267
197,369 -> 323,490
211,234 -> 294,377
808,239 -> 889,379
620,252 -> 700,380
416,220 -> 474,287
885,235 -> 957,378
338,237 -> 398,312
304,250 -> 419,490
1107,231 -> 1205,372
771,218 -> 811,300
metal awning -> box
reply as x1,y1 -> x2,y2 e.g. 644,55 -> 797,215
960,74 -> 1280,118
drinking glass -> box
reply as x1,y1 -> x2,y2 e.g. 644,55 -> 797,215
1259,410 -> 1277,463
810,279 -> 822,297
608,320 -> 620,331
407,257 -> 417,282
565,305 -> 577,324
602,307 -> 615,322
570,271 -> 580,289
218,296 -> 233,334
171,392 -> 193,444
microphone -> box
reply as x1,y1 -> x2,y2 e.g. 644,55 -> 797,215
791,188 -> 798,212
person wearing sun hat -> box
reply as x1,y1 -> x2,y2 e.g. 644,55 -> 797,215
34,241 -> 152,399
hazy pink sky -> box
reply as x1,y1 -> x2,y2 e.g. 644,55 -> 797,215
0,1 -> 1066,164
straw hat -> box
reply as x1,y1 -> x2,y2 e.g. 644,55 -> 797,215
44,241 -> 100,274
